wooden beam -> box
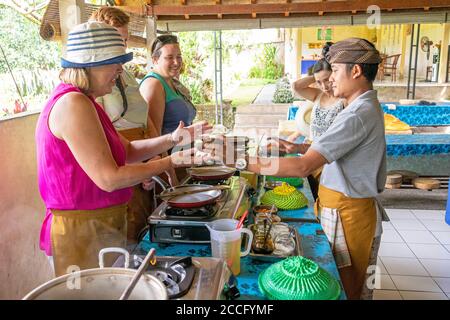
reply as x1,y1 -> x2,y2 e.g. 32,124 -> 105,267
284,11 -> 290,17
147,1 -> 450,16
217,13 -> 222,19
184,14 -> 190,19
252,12 -> 257,18
318,11 -> 324,16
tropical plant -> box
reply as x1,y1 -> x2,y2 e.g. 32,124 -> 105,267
249,43 -> 284,80
272,77 -> 294,104
0,5 -> 61,73
178,31 -> 213,105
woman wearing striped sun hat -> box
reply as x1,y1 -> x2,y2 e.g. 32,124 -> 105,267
35,21 -> 211,277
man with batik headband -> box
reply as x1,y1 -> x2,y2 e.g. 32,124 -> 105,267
219,38 -> 386,299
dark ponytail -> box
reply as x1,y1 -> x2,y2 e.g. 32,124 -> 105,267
311,42 -> 333,74
322,42 -> 333,58
312,58 -> 331,74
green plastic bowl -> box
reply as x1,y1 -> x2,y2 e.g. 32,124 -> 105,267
258,256 -> 341,300
266,176 -> 304,188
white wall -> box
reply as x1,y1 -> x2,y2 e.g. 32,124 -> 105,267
0,113 -> 53,299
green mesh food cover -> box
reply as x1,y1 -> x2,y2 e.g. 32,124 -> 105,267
261,183 -> 308,210
258,256 -> 341,300
266,176 -> 303,187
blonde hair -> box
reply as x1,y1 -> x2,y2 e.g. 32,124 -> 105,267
59,68 -> 90,93
90,7 -> 130,28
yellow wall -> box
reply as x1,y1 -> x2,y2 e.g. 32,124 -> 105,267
293,23 -> 449,82
296,25 -> 377,74
403,24 -> 445,81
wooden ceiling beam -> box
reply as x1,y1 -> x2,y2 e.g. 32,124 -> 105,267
146,0 -> 450,16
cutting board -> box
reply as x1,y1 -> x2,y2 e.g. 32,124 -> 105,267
412,178 -> 441,190
387,170 -> 418,184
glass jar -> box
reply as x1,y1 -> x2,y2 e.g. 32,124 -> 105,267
252,213 -> 275,254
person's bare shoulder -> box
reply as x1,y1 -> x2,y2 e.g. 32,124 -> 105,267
140,77 -> 164,92
53,91 -> 92,113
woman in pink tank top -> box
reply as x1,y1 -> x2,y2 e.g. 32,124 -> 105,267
35,21 -> 210,276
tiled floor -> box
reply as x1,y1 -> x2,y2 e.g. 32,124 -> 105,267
373,209 -> 450,300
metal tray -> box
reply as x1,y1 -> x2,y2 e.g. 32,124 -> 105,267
248,223 -> 303,262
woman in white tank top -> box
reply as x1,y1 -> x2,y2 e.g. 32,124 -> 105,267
290,44 -> 345,199
290,43 -> 345,143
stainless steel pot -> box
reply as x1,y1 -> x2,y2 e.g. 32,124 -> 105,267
23,248 -> 168,300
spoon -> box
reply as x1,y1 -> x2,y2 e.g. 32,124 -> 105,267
119,248 -> 156,300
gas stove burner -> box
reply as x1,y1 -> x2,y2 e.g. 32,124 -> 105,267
140,256 -> 195,299
165,204 -> 216,219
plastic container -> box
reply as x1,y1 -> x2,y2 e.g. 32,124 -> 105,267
266,176 -> 304,187
206,219 -> 253,275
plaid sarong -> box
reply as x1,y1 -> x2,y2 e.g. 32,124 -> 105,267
318,206 -> 352,268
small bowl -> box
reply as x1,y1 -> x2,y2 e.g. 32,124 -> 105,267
253,205 -> 279,216
264,181 -> 283,190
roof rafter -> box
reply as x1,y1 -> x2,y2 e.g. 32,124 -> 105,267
121,0 -> 450,18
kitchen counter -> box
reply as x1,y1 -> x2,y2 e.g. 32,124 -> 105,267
134,177 -> 346,300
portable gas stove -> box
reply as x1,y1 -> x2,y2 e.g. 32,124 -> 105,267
149,176 -> 252,243
115,253 -> 239,300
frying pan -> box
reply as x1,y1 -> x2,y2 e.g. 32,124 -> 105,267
159,184 -> 222,208
188,166 -> 236,181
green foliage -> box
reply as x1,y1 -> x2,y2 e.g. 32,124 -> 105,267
249,43 -> 284,80
0,5 -> 61,73
16,69 -> 58,97
194,101 -> 235,128
178,31 -> 213,105
272,77 -> 294,104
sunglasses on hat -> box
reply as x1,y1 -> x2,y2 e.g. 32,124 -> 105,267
151,35 -> 178,56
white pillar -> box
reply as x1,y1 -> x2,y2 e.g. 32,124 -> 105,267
58,0 -> 85,48
284,28 -> 299,81
146,16 -> 157,73
438,23 -> 450,83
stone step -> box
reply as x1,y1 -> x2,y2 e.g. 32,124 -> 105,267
231,127 -> 279,138
235,104 -> 291,115
234,114 -> 286,126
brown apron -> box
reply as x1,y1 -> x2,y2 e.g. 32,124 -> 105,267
117,128 -> 155,244
315,185 -> 377,300
51,204 -> 127,277
118,127 -> 148,141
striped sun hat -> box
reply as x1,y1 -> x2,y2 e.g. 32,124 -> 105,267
61,21 -> 133,68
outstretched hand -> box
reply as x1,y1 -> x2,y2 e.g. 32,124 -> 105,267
171,121 -> 212,146
266,137 -> 303,155
170,147 -> 221,168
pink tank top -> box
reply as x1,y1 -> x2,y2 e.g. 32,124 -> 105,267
36,83 -> 133,255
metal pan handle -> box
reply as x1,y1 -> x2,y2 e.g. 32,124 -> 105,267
98,247 -> 130,269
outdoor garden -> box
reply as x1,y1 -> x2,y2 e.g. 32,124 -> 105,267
0,3 -> 291,129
